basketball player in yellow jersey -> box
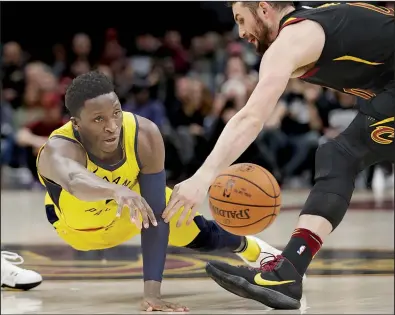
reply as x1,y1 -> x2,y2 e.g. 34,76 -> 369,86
36,71 -> 282,312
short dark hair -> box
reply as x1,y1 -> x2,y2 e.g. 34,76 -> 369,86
65,71 -> 114,116
226,1 -> 294,11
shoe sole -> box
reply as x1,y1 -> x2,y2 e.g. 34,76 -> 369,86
1,281 -> 42,291
206,263 -> 300,310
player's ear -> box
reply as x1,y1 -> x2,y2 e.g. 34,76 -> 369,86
70,117 -> 79,131
259,2 -> 270,14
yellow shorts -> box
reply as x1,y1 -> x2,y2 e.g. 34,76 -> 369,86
50,187 -> 201,251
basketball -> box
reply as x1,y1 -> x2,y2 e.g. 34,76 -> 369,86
208,163 -> 281,236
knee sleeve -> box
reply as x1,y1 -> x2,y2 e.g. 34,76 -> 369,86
300,141 -> 359,230
185,215 -> 243,252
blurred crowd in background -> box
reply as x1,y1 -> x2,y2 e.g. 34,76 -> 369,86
1,2 -> 394,191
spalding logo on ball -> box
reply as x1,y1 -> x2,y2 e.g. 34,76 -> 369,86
209,163 -> 281,236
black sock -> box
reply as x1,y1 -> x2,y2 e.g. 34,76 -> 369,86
282,228 -> 323,276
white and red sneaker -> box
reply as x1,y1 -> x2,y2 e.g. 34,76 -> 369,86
1,251 -> 42,290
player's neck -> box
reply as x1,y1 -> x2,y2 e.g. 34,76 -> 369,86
278,7 -> 296,21
79,134 -> 123,164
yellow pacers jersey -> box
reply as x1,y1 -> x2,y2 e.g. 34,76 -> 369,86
38,112 -> 143,230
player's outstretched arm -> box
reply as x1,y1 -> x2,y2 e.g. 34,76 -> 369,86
37,137 -> 119,201
163,20 -> 325,222
197,20 -> 325,183
38,136 -> 156,228
136,116 -> 188,311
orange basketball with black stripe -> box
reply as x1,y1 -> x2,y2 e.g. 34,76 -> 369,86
208,163 -> 281,236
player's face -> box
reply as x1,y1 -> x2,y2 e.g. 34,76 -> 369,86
74,92 -> 123,154
232,2 -> 278,56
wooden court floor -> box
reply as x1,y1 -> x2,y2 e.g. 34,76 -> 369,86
1,190 -> 394,314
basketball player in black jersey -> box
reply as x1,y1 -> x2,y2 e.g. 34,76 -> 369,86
162,1 -> 395,309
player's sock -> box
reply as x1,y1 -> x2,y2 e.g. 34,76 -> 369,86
282,228 -> 323,276
235,236 -> 260,262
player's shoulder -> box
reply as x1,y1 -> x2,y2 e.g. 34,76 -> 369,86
278,18 -> 324,40
41,134 -> 86,163
46,120 -> 75,140
44,119 -> 84,153
271,19 -> 325,57
273,18 -> 325,61
122,111 -> 160,137
37,135 -> 86,178
134,114 -> 162,144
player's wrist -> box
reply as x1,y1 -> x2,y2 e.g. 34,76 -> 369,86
108,183 -> 125,200
195,167 -> 218,187
143,280 -> 162,298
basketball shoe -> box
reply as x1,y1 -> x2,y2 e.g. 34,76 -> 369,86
235,236 -> 306,281
206,253 -> 302,309
1,251 -> 42,290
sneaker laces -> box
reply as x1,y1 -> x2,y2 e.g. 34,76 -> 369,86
1,251 -> 24,265
258,252 -> 284,272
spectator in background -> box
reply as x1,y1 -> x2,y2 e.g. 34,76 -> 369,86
266,80 -> 323,187
70,60 -> 91,77
96,64 -> 113,81
160,31 -> 189,74
207,93 -> 278,176
23,62 -> 58,110
113,61 -> 135,104
71,33 -> 91,62
1,102 -> 16,166
100,28 -> 125,67
256,99 -> 288,183
123,80 -> 166,130
167,77 -> 212,177
152,56 -> 176,103
15,92 -> 66,185
203,32 -> 227,79
130,33 -> 159,79
3,24 -> 395,192
66,33 -> 92,78
316,90 -> 358,144
213,55 -> 254,116
59,59 -> 91,99
52,44 -> 67,78
188,36 -> 215,90
208,55 -> 258,132
188,32 -> 228,92
1,42 -> 26,110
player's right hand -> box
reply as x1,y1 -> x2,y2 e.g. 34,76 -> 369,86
113,186 -> 157,229
141,297 -> 189,312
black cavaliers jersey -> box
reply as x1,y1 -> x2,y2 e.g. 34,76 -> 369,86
279,3 -> 394,100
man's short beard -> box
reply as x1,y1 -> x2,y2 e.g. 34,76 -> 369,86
253,14 -> 271,56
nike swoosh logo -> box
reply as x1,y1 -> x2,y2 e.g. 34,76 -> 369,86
254,274 -> 295,286
105,199 -> 113,204
93,167 -> 99,174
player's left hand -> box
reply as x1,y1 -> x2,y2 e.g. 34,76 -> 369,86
162,174 -> 211,227
141,297 -> 189,312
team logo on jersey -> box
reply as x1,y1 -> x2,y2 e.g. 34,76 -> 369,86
370,117 -> 394,145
